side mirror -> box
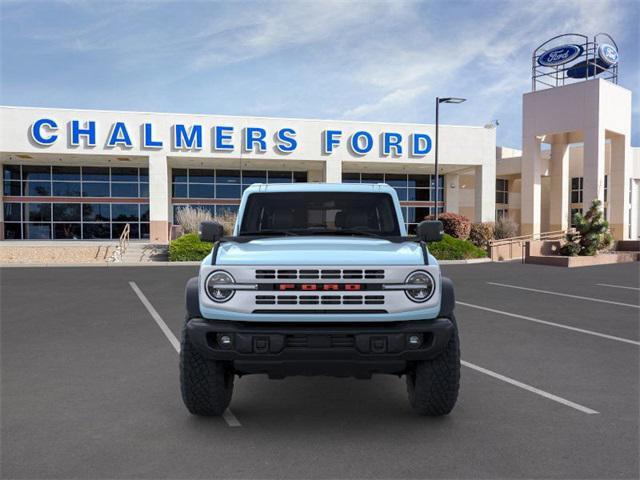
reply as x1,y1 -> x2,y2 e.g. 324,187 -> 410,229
417,220 -> 444,243
199,221 -> 224,243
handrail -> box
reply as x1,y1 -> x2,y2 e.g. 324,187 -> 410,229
489,229 -> 570,247
106,223 -> 131,262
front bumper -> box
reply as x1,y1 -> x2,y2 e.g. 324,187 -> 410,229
186,317 -> 454,378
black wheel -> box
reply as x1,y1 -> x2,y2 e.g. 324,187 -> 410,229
406,316 -> 460,416
180,319 -> 234,416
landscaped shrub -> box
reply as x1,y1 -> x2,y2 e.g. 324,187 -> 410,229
469,222 -> 495,249
437,213 -> 471,240
175,206 -> 237,236
175,207 -> 215,234
169,233 -> 213,261
560,199 -> 613,256
428,234 -> 487,260
494,216 -> 519,239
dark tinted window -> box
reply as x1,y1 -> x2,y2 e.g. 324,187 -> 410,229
111,183 -> 139,197
3,165 -> 21,181
52,166 -> 80,181
240,192 -> 400,236
53,203 -> 81,221
3,181 -> 21,196
4,203 -> 21,221
112,204 -> 139,221
82,167 -> 109,182
110,167 -> 138,181
53,182 -> 81,197
82,182 -> 109,197
83,203 -> 111,221
23,165 -> 51,181
26,181 -> 51,196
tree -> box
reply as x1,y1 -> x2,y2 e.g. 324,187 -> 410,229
560,199 -> 613,256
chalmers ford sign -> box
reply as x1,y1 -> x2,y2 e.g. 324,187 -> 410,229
28,118 -> 434,157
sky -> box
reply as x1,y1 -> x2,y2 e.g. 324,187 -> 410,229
1,0 -> 638,148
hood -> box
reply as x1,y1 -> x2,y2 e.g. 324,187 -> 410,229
215,236 -> 424,266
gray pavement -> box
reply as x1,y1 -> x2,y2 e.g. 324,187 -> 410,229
1,262 -> 639,479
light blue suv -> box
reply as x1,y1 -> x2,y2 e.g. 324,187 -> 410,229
181,183 -> 459,416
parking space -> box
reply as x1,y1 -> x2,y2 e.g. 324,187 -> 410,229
1,262 -> 638,479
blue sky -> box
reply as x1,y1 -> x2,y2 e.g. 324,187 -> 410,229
1,0 -> 638,148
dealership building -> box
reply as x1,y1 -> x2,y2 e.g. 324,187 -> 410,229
0,35 -> 638,244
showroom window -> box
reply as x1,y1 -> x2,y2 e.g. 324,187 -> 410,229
171,168 -> 307,225
3,164 -> 149,240
496,178 -> 508,204
342,172 -> 444,233
570,177 -> 583,203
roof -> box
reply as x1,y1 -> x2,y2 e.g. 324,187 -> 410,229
242,182 -> 397,194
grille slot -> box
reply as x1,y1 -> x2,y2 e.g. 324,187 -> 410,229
255,269 -> 385,280
285,334 -> 355,348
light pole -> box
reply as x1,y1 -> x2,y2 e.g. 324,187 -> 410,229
435,97 -> 466,216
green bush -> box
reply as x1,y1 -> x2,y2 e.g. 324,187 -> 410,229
560,199 -> 613,256
169,233 -> 213,261
428,234 -> 487,260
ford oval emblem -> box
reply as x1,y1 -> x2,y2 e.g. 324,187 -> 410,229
598,43 -> 618,66
538,44 -> 583,67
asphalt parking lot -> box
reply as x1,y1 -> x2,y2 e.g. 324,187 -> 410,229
1,261 -> 639,479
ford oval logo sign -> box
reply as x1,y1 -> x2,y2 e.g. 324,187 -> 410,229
598,44 -> 618,66
538,44 -> 583,67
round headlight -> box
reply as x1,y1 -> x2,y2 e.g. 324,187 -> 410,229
206,271 -> 235,303
405,271 -> 435,303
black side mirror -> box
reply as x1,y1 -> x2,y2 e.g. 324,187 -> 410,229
199,221 -> 224,243
417,220 -> 444,242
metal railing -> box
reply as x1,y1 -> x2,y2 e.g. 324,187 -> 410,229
489,229 -> 572,262
106,223 -> 131,263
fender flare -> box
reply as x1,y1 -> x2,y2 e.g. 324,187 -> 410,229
185,276 -> 202,319
438,276 -> 455,318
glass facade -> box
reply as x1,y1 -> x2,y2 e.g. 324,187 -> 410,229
171,168 -> 307,224
342,172 -> 445,233
3,164 -> 149,239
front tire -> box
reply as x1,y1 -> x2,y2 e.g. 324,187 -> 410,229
406,316 -> 460,416
180,319 -> 234,416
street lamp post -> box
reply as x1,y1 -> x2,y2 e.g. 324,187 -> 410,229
435,97 -> 466,216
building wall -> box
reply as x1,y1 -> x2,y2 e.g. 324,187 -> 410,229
0,106 -> 497,242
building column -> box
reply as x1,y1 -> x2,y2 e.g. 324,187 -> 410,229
445,173 -> 459,214
549,134 -> 570,232
474,163 -> 495,222
582,126 -> 605,212
324,158 -> 342,183
609,134 -> 631,240
521,135 -> 542,236
148,153 -> 170,244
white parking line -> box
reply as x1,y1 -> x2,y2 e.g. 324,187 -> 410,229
461,361 -> 599,415
457,301 -> 640,346
129,281 -> 241,427
487,282 -> 640,309
596,283 -> 640,291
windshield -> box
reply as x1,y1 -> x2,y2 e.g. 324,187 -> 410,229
239,192 -> 401,237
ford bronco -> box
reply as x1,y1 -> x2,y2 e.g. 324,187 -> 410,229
181,183 -> 459,416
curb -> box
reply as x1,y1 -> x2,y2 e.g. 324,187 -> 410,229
437,258 -> 492,265
0,262 -> 201,268
1,259 -> 492,268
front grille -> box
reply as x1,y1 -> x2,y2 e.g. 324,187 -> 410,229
255,294 -> 385,306
255,269 -> 385,280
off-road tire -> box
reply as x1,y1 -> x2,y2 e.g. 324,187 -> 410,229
180,319 -> 234,416
406,316 -> 460,416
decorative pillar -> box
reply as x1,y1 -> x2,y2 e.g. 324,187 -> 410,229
445,173 -> 459,214
582,126 -> 606,211
148,153 -> 170,244
521,135 -> 542,236
474,164 -> 495,222
609,134 -> 631,240
549,134 -> 570,232
324,158 -> 342,183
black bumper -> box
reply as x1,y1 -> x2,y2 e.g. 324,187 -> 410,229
186,318 -> 455,378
